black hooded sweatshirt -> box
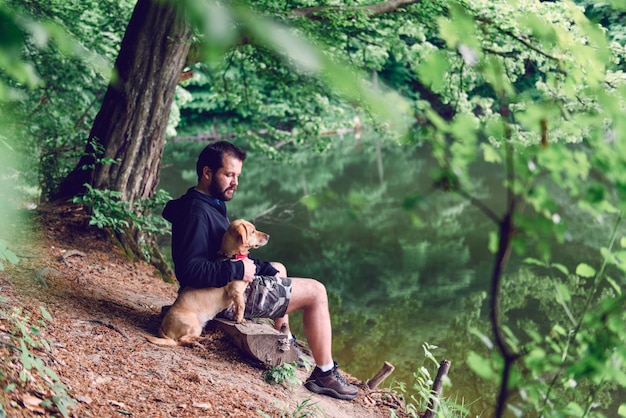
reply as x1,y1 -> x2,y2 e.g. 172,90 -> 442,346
162,187 -> 277,288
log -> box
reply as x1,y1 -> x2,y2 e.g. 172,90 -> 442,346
212,318 -> 298,367
423,360 -> 451,418
367,361 -> 395,390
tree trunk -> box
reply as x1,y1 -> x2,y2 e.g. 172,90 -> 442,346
55,0 -> 192,280
56,0 -> 192,204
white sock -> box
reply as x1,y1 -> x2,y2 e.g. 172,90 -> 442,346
318,362 -> 334,373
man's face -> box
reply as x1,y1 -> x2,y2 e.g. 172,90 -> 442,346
208,154 -> 243,201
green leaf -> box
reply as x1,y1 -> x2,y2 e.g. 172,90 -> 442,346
467,351 -> 496,381
563,401 -> 585,416
437,3 -> 479,50
481,143 -> 502,164
552,263 -> 569,276
300,195 -> 319,211
605,276 -> 622,295
522,257 -> 545,267
575,263 -> 596,278
555,283 -> 571,303
416,50 -> 450,93
618,403 -> 626,417
488,231 -> 498,254
39,306 -> 53,322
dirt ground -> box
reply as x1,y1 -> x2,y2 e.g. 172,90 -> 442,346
0,203 -> 411,417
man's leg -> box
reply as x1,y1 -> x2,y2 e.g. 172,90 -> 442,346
284,277 -> 333,365
286,276 -> 358,400
268,262 -> 358,400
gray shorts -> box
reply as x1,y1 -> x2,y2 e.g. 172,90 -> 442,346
220,276 -> 292,320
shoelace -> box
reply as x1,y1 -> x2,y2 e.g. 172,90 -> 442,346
332,369 -> 351,386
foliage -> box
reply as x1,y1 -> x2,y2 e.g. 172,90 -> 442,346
389,343 -> 470,418
262,362 -> 301,387
71,184 -> 171,236
0,298 -> 76,416
258,397 -> 323,418
397,0 -> 626,416
0,0 -> 133,201
0,240 -> 19,271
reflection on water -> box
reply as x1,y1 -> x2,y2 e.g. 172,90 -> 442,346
158,136 -> 613,414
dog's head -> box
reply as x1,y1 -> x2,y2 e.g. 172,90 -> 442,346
220,219 -> 269,257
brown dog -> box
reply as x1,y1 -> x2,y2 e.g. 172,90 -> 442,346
145,219 -> 269,346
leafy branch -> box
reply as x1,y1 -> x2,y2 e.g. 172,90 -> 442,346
289,0 -> 423,20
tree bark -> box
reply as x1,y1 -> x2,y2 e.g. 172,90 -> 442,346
54,0 -> 192,280
55,0 -> 192,205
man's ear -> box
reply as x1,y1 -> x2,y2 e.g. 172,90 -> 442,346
202,166 -> 212,182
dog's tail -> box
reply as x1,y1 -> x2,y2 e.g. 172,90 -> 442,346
144,334 -> 178,346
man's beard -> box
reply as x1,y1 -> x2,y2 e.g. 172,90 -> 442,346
209,180 -> 235,201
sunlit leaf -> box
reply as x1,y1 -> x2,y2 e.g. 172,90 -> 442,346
605,276 -> 622,296
522,257 -> 545,267
555,283 -> 571,303
575,263 -> 596,278
416,50 -> 450,93
300,195 -> 319,211
481,143 -> 502,164
467,351 -> 496,381
563,402 -> 585,416
552,263 -> 569,277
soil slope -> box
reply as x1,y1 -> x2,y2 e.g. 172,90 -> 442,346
0,203 -> 407,417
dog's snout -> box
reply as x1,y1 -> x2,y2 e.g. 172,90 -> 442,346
264,233 -> 270,241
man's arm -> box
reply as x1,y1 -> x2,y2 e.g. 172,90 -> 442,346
172,213 -> 242,288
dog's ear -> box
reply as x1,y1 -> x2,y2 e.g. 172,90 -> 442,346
235,223 -> 248,246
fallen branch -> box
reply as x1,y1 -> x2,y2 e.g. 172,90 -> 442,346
367,361 -> 395,390
423,360 -> 451,418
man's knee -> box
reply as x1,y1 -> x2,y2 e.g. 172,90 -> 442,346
295,278 -> 328,303
271,261 -> 287,277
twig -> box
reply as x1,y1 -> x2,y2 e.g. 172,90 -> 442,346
423,360 -> 451,418
88,320 -> 130,340
60,250 -> 86,266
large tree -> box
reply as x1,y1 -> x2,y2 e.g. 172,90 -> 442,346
53,0 -> 192,271
55,0 -> 192,204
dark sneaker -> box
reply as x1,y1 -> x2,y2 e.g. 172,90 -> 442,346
304,362 -> 359,400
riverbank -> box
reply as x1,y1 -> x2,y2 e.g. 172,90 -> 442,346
0,202 -> 408,417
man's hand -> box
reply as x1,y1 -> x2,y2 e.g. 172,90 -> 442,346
239,257 -> 256,282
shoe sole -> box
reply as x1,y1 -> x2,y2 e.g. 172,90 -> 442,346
304,381 -> 358,401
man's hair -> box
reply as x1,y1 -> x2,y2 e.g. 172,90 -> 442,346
196,141 -> 247,178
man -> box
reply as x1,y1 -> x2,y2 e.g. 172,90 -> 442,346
162,141 -> 359,401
